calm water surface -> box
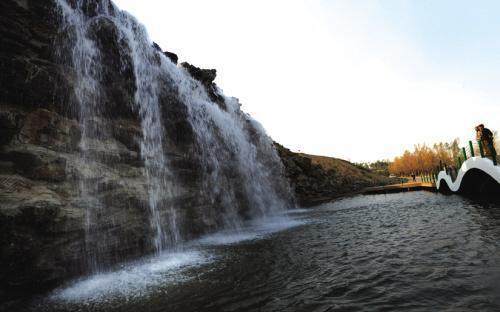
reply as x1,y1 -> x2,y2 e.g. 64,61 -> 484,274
29,192 -> 500,311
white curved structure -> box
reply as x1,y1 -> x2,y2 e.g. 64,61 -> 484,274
437,157 -> 500,193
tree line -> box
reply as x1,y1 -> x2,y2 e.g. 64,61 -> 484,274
354,133 -> 498,177
388,140 -> 461,176
355,160 -> 391,176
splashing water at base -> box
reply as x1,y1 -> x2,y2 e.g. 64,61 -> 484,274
50,251 -> 209,304
45,216 -> 304,306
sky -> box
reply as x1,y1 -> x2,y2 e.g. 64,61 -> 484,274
113,0 -> 500,162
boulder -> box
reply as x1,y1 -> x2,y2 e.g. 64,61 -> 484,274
164,51 -> 179,64
181,62 -> 226,109
152,42 -> 179,64
181,62 -> 217,85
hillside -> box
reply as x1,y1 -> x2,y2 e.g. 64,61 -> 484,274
276,144 -> 396,206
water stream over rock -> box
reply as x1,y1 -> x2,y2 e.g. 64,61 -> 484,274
53,0 -> 293,273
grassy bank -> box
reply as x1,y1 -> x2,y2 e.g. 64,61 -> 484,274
276,144 -> 397,206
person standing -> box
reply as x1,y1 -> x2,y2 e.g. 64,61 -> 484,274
476,124 -> 496,158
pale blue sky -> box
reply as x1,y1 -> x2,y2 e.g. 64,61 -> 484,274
377,0 -> 500,89
114,0 -> 500,162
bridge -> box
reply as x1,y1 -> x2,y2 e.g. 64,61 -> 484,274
436,140 -> 500,198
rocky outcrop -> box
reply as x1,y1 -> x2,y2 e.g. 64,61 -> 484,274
152,42 -> 178,64
276,144 -> 395,206
180,62 -> 226,109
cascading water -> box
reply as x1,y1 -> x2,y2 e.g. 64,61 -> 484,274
166,69 -> 293,229
54,0 -> 294,274
55,0 -> 177,266
56,0 -> 110,272
112,6 -> 181,253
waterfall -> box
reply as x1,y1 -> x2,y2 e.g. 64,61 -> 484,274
54,0 -> 293,273
111,5 -> 181,253
166,69 -> 292,229
55,0 -> 176,266
56,0 -> 110,272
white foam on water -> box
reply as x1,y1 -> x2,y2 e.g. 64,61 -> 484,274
197,216 -> 304,246
251,216 -> 304,232
285,208 -> 311,214
197,232 -> 260,245
51,251 -> 209,304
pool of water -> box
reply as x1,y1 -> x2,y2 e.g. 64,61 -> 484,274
19,192 -> 500,311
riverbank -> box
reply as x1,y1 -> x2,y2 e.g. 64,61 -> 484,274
363,182 -> 436,195
275,144 -> 398,206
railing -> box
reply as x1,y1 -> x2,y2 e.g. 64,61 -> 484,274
436,139 -> 498,183
456,140 -> 498,167
420,140 -> 499,185
421,172 -> 437,184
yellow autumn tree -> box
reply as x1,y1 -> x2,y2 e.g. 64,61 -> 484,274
389,140 -> 458,176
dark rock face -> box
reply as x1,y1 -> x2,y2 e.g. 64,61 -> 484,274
164,51 -> 179,64
153,42 -> 179,64
0,0 -> 72,116
181,62 -> 217,85
87,16 -> 137,118
181,62 -> 226,109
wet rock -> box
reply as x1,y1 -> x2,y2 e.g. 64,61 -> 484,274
181,62 -> 226,109
111,118 -> 142,152
181,62 -> 217,85
0,0 -> 72,116
164,51 -> 179,64
0,174 -> 86,300
0,107 -> 23,146
18,108 -> 81,151
88,16 -> 137,118
152,42 -> 178,64
0,145 -> 67,182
